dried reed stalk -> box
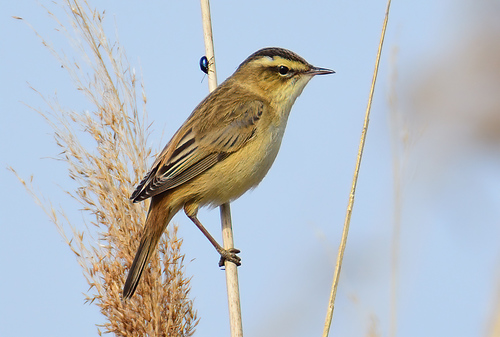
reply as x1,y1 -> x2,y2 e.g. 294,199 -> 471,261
322,1 -> 393,336
12,0 -> 198,335
199,1 -> 244,336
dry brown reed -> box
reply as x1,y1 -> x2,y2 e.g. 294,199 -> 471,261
323,1 -> 392,336
11,0 -> 197,335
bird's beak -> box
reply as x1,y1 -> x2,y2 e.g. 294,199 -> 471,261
306,66 -> 335,76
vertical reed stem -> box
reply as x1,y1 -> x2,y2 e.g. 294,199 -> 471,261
199,1 -> 243,336
322,1 -> 392,336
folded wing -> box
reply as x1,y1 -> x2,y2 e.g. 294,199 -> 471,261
130,100 -> 265,203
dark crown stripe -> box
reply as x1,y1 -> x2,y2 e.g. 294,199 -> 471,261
238,47 -> 308,69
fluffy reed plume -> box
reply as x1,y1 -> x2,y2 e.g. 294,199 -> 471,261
12,1 -> 198,335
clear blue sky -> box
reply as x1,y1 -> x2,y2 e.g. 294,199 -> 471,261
2,1 -> 500,336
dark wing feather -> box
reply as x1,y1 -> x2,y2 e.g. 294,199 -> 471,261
130,99 -> 265,202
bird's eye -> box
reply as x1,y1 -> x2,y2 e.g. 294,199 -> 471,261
278,65 -> 290,75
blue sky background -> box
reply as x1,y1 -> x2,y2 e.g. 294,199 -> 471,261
2,1 -> 500,336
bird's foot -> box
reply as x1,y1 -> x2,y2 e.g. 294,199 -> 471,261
217,247 -> 241,267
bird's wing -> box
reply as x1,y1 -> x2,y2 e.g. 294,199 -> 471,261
130,100 -> 265,202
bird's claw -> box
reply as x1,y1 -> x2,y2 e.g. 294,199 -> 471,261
218,247 -> 241,267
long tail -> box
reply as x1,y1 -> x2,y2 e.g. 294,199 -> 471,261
123,195 -> 175,299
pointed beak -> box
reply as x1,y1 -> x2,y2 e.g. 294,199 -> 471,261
306,66 -> 335,76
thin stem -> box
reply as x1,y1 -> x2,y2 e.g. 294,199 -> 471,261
199,1 -> 243,337
220,204 -> 243,337
200,0 -> 217,92
322,1 -> 393,336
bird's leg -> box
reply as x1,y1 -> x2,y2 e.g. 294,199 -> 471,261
184,206 -> 241,267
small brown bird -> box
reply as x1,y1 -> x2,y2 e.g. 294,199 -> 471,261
123,47 -> 334,299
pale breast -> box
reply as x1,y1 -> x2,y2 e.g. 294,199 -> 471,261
195,120 -> 288,207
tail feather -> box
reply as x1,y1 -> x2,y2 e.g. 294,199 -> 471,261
122,237 -> 154,299
123,196 -> 174,299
